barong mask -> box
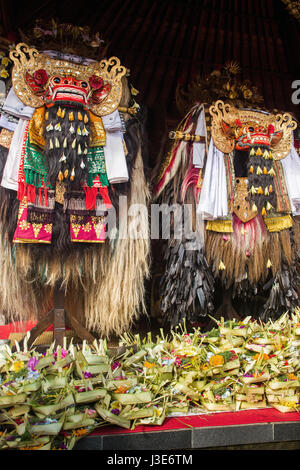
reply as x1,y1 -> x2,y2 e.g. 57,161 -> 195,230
7,42 -> 129,248
0,27 -> 150,338
210,100 -> 297,216
9,42 -> 127,194
10,43 -> 126,115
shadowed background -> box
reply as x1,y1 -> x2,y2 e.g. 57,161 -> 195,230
0,0 -> 299,170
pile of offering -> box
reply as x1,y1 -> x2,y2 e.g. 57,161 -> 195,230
0,309 -> 299,450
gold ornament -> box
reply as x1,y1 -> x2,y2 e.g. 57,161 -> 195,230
218,260 -> 226,270
209,100 -> 297,160
9,43 -> 127,117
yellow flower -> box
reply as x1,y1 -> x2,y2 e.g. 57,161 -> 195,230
1,57 -> 10,66
0,69 -> 9,79
111,401 -> 122,411
281,401 -> 297,408
209,355 -> 225,367
11,361 -> 24,372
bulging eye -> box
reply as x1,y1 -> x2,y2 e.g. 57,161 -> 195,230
81,81 -> 88,88
53,77 -> 61,84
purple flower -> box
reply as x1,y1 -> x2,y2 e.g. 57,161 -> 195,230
53,348 -> 68,359
112,361 -> 121,371
83,372 -> 92,379
111,408 -> 120,415
27,357 -> 40,371
3,380 -> 14,387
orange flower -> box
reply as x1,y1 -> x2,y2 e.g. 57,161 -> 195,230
114,386 -> 128,394
254,353 -> 269,361
288,374 -> 297,381
72,428 -> 88,437
209,355 -> 225,367
253,371 -> 265,377
20,444 -> 44,451
144,361 -> 156,369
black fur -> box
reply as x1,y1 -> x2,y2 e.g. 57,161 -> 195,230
44,102 -> 90,188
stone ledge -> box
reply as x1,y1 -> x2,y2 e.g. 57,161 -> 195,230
74,420 -> 300,450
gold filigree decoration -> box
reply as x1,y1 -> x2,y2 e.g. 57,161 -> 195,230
272,113 -> 297,160
91,216 -> 105,239
44,224 -> 52,234
0,128 -> 13,149
264,215 -> 293,232
55,181 -> 66,205
281,0 -> 300,22
233,177 -> 257,223
175,62 -> 265,117
209,100 -> 297,160
71,222 -> 81,238
19,18 -> 108,60
28,107 -> 46,148
209,100 -> 237,154
82,222 -> 92,232
206,219 -> 233,233
32,223 -> 42,238
19,219 -> 31,231
9,43 -> 126,116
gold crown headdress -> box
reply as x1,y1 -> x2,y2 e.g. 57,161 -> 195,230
9,43 -> 127,116
18,18 -> 108,60
209,100 -> 297,160
175,61 -> 265,117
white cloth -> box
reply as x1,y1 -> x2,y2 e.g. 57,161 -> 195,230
102,110 -> 129,184
193,107 -> 206,168
43,50 -> 96,65
197,138 -> 228,220
0,114 -> 17,131
1,118 -> 28,191
281,144 -> 300,216
2,88 -> 35,120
